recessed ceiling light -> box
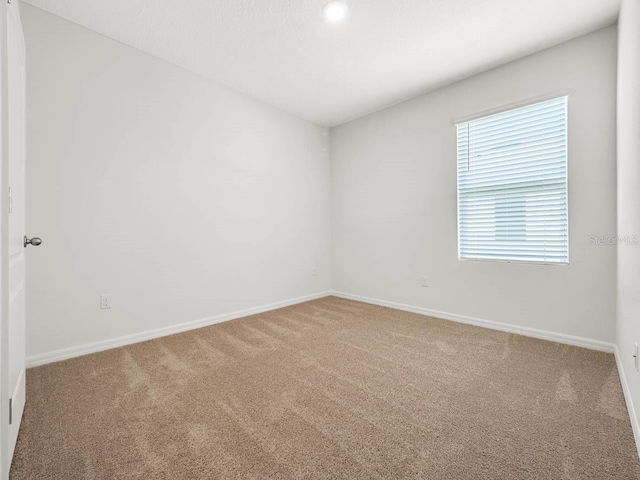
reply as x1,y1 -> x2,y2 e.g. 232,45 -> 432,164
323,1 -> 349,22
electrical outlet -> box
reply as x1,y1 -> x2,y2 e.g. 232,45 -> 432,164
100,294 -> 113,309
420,276 -> 428,287
312,268 -> 317,277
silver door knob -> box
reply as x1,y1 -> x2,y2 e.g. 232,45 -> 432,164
24,236 -> 42,248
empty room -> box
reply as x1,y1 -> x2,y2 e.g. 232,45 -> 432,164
0,0 -> 639,478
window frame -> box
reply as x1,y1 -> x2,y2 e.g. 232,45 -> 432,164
455,94 -> 570,266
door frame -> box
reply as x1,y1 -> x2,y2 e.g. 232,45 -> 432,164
1,0 -> 12,478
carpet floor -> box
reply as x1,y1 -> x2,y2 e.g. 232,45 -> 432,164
10,296 -> 640,479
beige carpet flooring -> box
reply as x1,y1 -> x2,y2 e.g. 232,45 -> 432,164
11,296 -> 640,479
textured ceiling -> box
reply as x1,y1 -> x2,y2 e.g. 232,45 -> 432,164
22,0 -> 621,126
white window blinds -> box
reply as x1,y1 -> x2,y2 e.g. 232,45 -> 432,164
456,96 -> 568,263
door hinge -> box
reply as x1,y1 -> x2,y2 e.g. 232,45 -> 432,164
9,398 -> 12,425
8,187 -> 12,214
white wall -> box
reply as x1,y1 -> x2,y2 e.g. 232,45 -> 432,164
23,5 -> 331,360
331,26 -> 618,344
616,0 -> 640,448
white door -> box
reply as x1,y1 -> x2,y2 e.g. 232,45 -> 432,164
6,0 -> 26,465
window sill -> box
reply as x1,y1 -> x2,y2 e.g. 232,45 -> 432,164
458,256 -> 569,266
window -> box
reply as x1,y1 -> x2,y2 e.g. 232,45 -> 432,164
456,96 -> 568,264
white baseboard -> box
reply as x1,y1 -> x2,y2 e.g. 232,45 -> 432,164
614,345 -> 640,458
29,289 -> 614,363
332,291 -> 615,353
26,291 -> 332,368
